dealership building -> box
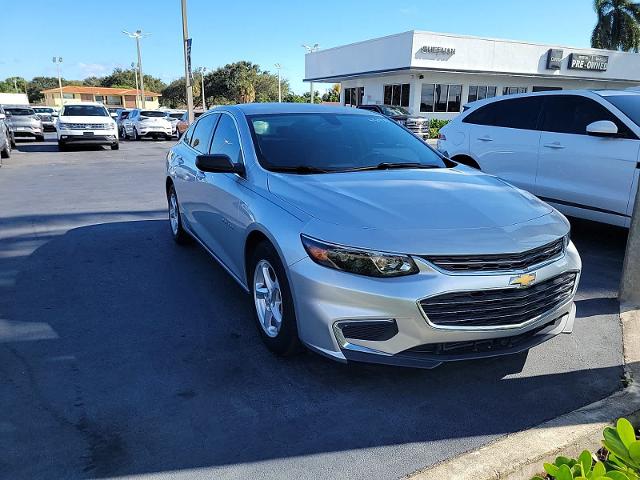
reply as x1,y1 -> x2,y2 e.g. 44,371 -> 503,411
304,30 -> 640,119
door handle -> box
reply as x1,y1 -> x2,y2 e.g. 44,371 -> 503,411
543,142 -> 565,149
477,136 -> 493,142
195,170 -> 206,181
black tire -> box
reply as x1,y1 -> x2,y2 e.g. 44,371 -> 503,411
120,127 -> 127,140
57,141 -> 67,152
10,136 -> 16,149
249,241 -> 302,356
167,184 -> 190,244
111,142 -> 119,150
164,134 -> 172,141
1,143 -> 9,159
133,128 -> 140,141
36,135 -> 45,142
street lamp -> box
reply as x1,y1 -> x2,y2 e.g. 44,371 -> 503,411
122,29 -> 150,107
274,63 -> 282,103
131,62 -> 140,107
196,67 -> 207,110
52,57 -> 63,107
302,43 -> 319,103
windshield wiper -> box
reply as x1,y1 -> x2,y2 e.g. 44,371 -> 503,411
269,165 -> 330,174
338,162 -> 441,172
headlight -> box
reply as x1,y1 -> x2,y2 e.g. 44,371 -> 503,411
563,230 -> 571,248
301,235 -> 419,278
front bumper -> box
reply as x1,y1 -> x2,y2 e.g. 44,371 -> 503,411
58,134 -> 117,145
288,241 -> 581,368
12,125 -> 43,137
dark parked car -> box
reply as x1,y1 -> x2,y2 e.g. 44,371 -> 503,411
1,105 -> 44,142
357,104 -> 429,138
115,109 -> 131,138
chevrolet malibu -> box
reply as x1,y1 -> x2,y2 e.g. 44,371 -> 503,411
166,104 -> 581,368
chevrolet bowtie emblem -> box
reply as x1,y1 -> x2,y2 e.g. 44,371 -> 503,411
510,273 -> 537,288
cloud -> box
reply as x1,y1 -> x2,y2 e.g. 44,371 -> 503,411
77,62 -> 111,77
399,6 -> 418,15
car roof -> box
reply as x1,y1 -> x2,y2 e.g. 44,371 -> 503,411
217,102 -> 373,116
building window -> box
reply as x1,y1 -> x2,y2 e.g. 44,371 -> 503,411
503,86 -> 527,96
532,86 -> 562,92
421,83 -> 462,113
468,85 -> 497,103
106,96 -> 123,106
62,93 -> 74,99
145,96 -> 153,102
343,87 -> 364,107
95,95 -> 105,104
383,84 -> 410,107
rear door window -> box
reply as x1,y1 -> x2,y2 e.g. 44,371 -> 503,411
540,95 -> 633,137
463,97 -> 544,130
188,113 -> 220,153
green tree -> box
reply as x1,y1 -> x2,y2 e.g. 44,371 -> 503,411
99,68 -> 166,93
0,76 -> 28,94
591,0 -> 640,51
82,76 -> 103,87
26,76 -> 60,103
160,77 -> 202,108
322,84 -> 341,102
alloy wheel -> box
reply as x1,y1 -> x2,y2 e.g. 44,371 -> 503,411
169,191 -> 179,236
253,259 -> 283,338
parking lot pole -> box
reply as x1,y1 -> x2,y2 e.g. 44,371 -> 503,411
621,182 -> 640,309
135,35 -> 146,108
181,0 -> 194,123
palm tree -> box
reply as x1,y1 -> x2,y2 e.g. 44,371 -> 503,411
591,0 -> 640,52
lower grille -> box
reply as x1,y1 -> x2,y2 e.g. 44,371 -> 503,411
400,317 -> 560,357
420,271 -> 577,328
338,320 -> 398,342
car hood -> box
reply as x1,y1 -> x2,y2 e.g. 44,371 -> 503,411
7,115 -> 40,126
268,167 -> 566,255
58,116 -> 112,124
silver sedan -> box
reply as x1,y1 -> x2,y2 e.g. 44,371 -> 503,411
165,103 -> 581,368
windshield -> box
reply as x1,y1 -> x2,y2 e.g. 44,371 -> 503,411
61,105 -> 109,117
247,113 -> 446,172
605,95 -> 640,127
33,108 -> 54,113
381,106 -> 410,116
168,113 -> 184,119
140,110 -> 166,117
6,108 -> 35,116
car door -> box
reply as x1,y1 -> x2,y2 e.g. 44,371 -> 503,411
464,96 -> 544,192
536,94 -> 639,225
124,110 -> 137,135
191,113 -> 247,277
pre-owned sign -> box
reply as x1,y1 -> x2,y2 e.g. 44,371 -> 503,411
568,53 -> 608,71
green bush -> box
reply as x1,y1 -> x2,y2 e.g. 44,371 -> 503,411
426,119 -> 449,139
532,418 -> 640,480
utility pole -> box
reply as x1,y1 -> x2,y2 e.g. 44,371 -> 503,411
123,30 -> 149,108
274,63 -> 282,103
181,0 -> 194,123
200,67 -> 207,110
620,184 -> 640,309
53,57 -> 63,107
131,62 -> 140,107
302,44 -> 319,103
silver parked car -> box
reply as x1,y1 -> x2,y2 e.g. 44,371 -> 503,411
166,104 -> 581,368
0,106 -> 13,162
2,105 -> 44,142
32,106 -> 58,131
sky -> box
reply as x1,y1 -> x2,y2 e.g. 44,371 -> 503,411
1,0 -> 601,94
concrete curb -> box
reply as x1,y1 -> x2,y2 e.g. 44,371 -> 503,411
406,307 -> 640,480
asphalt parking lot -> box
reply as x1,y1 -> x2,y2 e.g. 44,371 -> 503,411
0,134 -> 628,480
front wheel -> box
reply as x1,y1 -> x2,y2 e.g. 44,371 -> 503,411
250,242 -> 302,356
36,135 -> 45,142
111,142 -> 119,150
168,185 -> 190,244
133,128 -> 140,141
1,143 -> 9,159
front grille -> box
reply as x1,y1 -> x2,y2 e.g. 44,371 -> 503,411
419,271 -> 577,328
424,238 -> 564,273
400,317 -> 560,357
65,123 -> 111,130
38,114 -> 52,121
338,320 -> 398,342
405,120 -> 428,133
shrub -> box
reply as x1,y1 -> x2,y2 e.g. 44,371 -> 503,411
532,418 -> 640,480
427,119 -> 449,139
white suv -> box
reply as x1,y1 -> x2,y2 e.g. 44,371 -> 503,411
123,109 -> 172,140
57,103 -> 118,151
438,90 -> 640,227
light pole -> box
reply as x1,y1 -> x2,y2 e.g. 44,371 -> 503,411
131,61 -> 140,107
196,67 -> 207,110
123,30 -> 149,107
52,57 -> 63,107
274,63 -> 282,103
181,0 -> 194,123
302,44 -> 319,103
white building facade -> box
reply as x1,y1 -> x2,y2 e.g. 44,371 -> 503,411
305,31 -> 640,120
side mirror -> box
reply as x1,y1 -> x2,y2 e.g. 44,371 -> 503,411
196,153 -> 245,175
586,120 -> 618,137
0,113 -> 5,120
5,111 -> 11,117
